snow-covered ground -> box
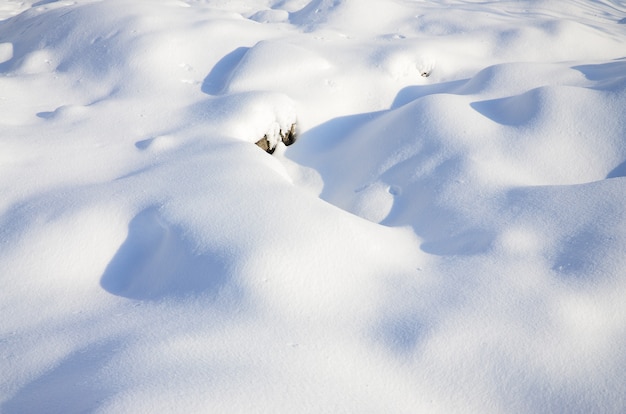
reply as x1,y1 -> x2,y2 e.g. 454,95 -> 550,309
1,0 -> 625,412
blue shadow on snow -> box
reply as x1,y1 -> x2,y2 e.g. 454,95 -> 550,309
100,207 -> 231,301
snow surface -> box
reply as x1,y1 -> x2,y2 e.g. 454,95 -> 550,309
1,0 -> 626,412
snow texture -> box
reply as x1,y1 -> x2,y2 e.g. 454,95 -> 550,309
1,0 -> 626,412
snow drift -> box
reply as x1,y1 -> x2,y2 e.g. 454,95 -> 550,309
1,0 -> 626,412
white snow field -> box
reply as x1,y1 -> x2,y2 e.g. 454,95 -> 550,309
1,0 -> 626,412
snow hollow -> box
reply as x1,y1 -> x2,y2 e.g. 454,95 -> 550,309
1,0 -> 626,412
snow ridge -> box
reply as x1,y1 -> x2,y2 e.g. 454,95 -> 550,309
1,0 -> 626,412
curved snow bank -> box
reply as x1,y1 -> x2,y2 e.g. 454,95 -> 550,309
2,0 -> 626,413
292,59 -> 626,225
190,91 -> 298,150
224,39 -> 332,94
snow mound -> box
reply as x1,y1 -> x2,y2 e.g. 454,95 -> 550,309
224,39 -> 332,94
191,91 -> 298,151
2,0 -> 626,412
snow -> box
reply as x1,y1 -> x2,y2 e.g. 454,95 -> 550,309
1,0 -> 626,412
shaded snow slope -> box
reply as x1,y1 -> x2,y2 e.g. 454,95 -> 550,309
1,0 -> 626,412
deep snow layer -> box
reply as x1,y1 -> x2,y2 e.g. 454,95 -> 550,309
1,0 -> 626,412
